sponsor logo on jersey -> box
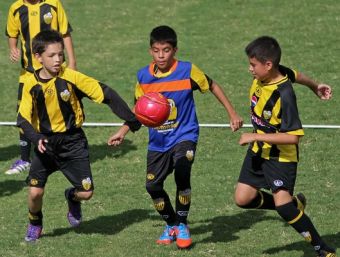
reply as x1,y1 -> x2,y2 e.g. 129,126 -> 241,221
274,180 -> 284,187
43,12 -> 53,24
81,177 -> 92,190
30,11 -> 38,16
60,89 -> 71,102
251,95 -> 257,107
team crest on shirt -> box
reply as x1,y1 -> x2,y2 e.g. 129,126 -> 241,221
60,89 -> 71,102
255,86 -> 262,97
82,177 -> 92,190
43,12 -> 53,24
186,150 -> 194,161
263,110 -> 272,120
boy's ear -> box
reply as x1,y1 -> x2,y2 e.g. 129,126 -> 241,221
264,60 -> 273,71
34,53 -> 43,64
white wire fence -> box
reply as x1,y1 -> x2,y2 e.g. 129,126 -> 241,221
1,121 -> 340,129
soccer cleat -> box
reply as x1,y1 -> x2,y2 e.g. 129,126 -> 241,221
156,225 -> 176,245
174,223 -> 192,249
5,159 -> 31,175
316,249 -> 337,257
25,224 -> 42,242
293,193 -> 307,212
65,188 -> 82,227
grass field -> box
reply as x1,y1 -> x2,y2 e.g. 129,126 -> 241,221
0,1 -> 339,257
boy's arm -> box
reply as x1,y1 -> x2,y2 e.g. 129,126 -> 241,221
279,65 -> 332,100
8,37 -> 20,62
295,72 -> 332,100
210,81 -> 243,131
107,124 -> 131,146
63,33 -> 77,70
239,132 -> 300,146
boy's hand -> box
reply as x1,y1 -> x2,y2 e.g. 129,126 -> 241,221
9,47 -> 20,62
230,114 -> 243,132
315,84 -> 332,100
37,139 -> 48,153
108,133 -> 125,146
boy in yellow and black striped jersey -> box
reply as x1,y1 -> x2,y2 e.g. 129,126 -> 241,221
5,0 -> 76,174
17,30 -> 141,242
234,36 -> 336,257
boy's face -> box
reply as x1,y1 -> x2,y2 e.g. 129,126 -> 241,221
248,57 -> 273,82
149,42 -> 177,72
35,42 -> 64,76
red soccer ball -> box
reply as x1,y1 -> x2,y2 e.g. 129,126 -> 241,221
135,92 -> 171,127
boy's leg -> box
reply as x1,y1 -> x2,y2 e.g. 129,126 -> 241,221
6,81 -> 31,175
25,187 -> 44,242
173,141 -> 196,249
274,190 -> 336,255
58,129 -> 94,227
146,150 -> 177,244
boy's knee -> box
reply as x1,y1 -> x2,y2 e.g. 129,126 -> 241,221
29,187 -> 44,201
76,190 -> 93,201
234,193 -> 251,208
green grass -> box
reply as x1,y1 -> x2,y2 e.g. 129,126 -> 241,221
0,0 -> 339,256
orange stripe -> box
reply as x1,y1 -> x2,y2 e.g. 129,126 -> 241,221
141,79 -> 191,93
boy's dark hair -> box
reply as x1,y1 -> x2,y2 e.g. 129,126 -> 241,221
32,30 -> 64,55
150,25 -> 177,48
245,36 -> 281,67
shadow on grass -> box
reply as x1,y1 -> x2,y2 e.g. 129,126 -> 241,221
0,179 -> 26,197
191,210 -> 281,243
0,144 -> 19,162
44,208 -> 152,237
0,139 -> 138,164
84,139 -> 138,163
263,232 -> 340,257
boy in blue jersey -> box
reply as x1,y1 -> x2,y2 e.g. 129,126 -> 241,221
234,36 -> 336,257
108,25 -> 243,249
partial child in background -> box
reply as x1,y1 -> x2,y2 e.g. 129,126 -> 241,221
6,0 -> 76,174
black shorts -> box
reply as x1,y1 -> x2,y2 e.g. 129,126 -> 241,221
238,149 -> 297,195
26,128 -> 94,192
146,141 -> 196,190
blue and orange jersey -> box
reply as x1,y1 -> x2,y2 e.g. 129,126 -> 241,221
135,60 -> 211,152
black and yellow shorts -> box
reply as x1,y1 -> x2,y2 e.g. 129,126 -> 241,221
26,128 -> 94,192
238,149 -> 297,195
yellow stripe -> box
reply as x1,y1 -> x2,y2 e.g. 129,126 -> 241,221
255,191 -> 264,209
288,210 -> 303,225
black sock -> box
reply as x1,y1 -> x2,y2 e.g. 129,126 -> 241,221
20,133 -> 31,162
152,193 -> 176,225
28,210 -> 43,226
175,189 -> 191,225
240,190 -> 275,210
276,202 -> 328,251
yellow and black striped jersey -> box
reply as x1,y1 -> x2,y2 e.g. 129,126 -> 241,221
17,66 -> 140,144
6,0 -> 72,72
249,75 -> 304,162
